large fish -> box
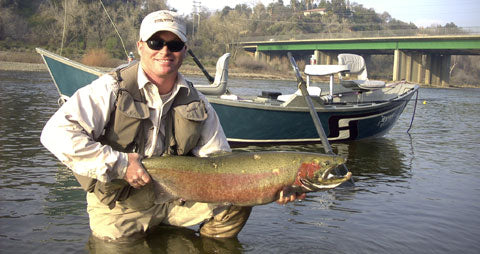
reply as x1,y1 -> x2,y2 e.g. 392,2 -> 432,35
143,151 -> 351,206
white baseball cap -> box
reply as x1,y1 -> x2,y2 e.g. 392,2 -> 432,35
139,10 -> 187,42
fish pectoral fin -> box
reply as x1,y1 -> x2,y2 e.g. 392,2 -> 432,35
152,181 -> 176,204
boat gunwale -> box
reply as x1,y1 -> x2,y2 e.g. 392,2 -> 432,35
36,48 -> 104,77
207,83 -> 419,113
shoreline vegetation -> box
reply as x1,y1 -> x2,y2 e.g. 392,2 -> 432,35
0,50 -> 297,81
0,50 -> 476,89
2,1 -> 479,89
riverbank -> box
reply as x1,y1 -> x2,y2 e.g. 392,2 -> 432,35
0,51 -> 477,88
0,61 -> 47,72
0,59 -> 296,81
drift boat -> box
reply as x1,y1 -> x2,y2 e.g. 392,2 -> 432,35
36,48 -> 418,145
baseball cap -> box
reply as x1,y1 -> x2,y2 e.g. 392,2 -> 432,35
139,10 -> 187,42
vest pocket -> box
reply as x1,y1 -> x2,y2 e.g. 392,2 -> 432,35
172,101 -> 207,155
103,91 -> 150,152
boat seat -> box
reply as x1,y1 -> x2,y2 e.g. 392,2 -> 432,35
194,53 -> 230,95
277,86 -> 322,102
337,53 -> 385,90
304,64 -> 349,76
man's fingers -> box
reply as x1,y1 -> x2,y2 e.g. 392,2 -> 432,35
276,189 -> 306,204
276,190 -> 291,204
141,172 -> 151,183
127,168 -> 151,189
289,194 -> 296,202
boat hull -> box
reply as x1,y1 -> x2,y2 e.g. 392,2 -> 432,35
209,89 -> 416,144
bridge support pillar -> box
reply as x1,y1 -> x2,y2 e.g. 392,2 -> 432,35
265,53 -> 270,62
327,52 -> 338,64
318,51 -> 328,64
407,52 -> 424,83
425,53 -> 450,87
424,54 -> 452,86
400,51 -> 407,79
405,52 -> 413,81
254,50 -> 262,61
394,50 -> 450,86
325,53 -> 332,65
425,54 -> 432,85
431,54 -> 440,85
313,50 -> 321,64
393,49 -> 401,81
402,51 -> 423,83
254,50 -> 269,62
314,51 -> 338,65
393,49 -> 409,81
415,54 -> 424,83
441,55 -> 451,87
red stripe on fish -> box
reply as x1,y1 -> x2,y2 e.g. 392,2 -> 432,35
156,168 -> 293,204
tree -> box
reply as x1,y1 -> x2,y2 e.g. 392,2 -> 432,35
305,0 -> 313,10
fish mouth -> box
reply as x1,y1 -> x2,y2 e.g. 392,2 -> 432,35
300,169 -> 352,191
318,156 -> 347,179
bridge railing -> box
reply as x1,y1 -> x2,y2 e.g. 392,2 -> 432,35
238,26 -> 480,43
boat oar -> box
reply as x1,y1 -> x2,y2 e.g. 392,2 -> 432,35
287,52 -> 351,178
187,49 -> 215,83
287,52 -> 333,154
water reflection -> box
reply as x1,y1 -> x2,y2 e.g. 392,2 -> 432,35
44,166 -> 86,217
87,226 -> 244,254
340,138 -> 410,178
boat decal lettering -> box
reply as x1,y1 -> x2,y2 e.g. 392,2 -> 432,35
328,106 -> 401,141
377,113 -> 397,128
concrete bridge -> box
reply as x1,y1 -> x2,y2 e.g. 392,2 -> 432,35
238,28 -> 480,86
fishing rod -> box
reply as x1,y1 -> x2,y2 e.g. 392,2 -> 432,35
188,49 -> 215,83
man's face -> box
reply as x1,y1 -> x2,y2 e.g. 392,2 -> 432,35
137,31 -> 186,81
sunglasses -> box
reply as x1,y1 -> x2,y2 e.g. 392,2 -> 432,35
146,39 -> 185,52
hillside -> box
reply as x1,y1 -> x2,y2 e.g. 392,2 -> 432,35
0,0 -> 478,86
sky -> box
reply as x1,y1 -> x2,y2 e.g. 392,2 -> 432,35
167,0 -> 480,28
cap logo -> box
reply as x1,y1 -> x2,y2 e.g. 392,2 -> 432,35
155,18 -> 174,23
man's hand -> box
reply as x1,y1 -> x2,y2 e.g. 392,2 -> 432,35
276,186 -> 307,205
124,153 -> 151,189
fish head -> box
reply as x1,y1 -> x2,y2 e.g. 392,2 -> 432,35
295,155 -> 351,192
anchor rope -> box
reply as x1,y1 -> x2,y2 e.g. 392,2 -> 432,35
407,89 -> 419,133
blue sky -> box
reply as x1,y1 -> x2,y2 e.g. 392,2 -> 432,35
168,0 -> 479,28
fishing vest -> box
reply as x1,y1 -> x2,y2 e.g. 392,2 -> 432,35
73,62 -> 208,210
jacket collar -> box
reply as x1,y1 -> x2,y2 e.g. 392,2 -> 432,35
137,66 -> 191,95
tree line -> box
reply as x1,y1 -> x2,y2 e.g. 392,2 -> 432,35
0,0 -> 478,85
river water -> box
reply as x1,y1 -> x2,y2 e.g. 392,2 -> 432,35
1,70 -> 479,254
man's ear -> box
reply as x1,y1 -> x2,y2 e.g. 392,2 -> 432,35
137,41 -> 143,55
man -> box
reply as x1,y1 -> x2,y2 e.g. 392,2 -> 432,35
41,10 -> 302,242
